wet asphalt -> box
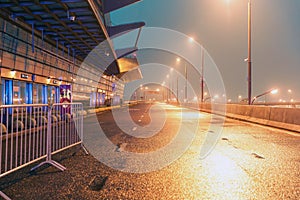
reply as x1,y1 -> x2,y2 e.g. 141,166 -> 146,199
1,102 -> 299,199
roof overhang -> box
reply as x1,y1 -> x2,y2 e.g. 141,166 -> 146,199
117,57 -> 142,83
0,0 -> 119,74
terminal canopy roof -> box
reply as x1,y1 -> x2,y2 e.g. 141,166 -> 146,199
0,0 -> 118,74
0,0 -> 144,79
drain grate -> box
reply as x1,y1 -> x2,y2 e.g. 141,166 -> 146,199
88,176 -> 108,191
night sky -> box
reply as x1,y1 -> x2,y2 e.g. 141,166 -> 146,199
111,0 -> 300,102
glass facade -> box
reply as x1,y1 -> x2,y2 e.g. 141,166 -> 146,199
0,18 -> 125,107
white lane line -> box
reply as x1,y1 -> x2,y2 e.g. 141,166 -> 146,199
132,127 -> 137,131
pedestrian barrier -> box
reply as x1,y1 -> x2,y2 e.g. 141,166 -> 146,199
0,103 -> 85,200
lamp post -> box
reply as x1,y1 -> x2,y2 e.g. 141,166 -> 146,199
247,0 -> 252,105
288,89 -> 292,102
144,86 -> 148,101
201,48 -> 205,102
166,74 -> 170,102
251,89 -> 278,104
184,63 -> 187,102
176,57 -> 187,102
188,36 -> 205,102
170,68 -> 174,101
176,76 -> 179,103
238,95 -> 242,103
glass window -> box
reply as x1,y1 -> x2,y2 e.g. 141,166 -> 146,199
13,80 -> 21,104
33,84 -> 43,104
20,81 -> 26,104
48,86 -> 59,103
1,78 -> 4,105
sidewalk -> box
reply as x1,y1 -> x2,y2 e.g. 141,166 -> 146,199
0,103 -> 142,200
0,146 -> 118,199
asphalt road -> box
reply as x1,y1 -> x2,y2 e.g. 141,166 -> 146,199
1,102 -> 299,199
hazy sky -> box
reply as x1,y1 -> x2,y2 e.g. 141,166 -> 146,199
111,0 -> 300,102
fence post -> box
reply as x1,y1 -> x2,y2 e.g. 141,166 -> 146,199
0,191 -> 11,200
31,103 -> 66,172
0,104 -> 11,200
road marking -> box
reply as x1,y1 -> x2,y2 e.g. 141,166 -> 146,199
138,119 -> 141,122
132,127 -> 137,131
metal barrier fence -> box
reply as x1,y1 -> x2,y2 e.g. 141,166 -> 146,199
0,103 -> 84,200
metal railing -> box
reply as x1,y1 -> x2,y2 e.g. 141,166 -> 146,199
0,103 -> 84,200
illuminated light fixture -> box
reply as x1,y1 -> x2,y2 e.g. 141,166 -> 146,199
271,89 -> 278,95
69,15 -> 76,21
59,81 -> 62,85
251,88 -> 279,104
176,57 -> 181,62
67,10 -> 76,21
104,50 -> 110,57
46,77 -> 51,84
10,69 -> 16,77
189,37 -> 194,43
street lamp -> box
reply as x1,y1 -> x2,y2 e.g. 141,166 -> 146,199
187,36 -> 205,102
251,89 -> 278,104
238,95 -> 242,102
247,0 -> 252,105
170,68 -> 174,100
176,57 -> 188,102
144,86 -> 148,101
288,89 -> 293,102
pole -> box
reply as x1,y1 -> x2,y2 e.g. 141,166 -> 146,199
201,48 -> 204,102
169,78 -> 171,101
247,0 -> 252,105
176,76 -> 179,103
185,64 -> 187,102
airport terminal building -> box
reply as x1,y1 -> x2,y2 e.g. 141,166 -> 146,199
0,0 -> 144,107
